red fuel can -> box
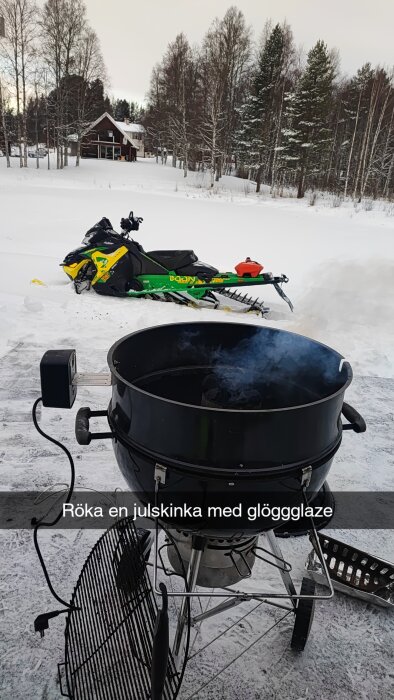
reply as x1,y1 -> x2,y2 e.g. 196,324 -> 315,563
235,258 -> 264,278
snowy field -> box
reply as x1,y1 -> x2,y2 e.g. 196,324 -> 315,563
0,156 -> 393,699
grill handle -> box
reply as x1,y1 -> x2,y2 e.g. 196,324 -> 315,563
341,402 -> 366,433
57,663 -> 70,697
151,583 -> 169,700
75,407 -> 113,445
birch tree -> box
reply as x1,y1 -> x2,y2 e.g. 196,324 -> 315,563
342,66 -> 373,197
360,69 -> 392,198
215,6 -> 251,176
0,0 -> 38,166
163,34 -> 193,173
0,75 -> 11,165
73,28 -> 106,166
40,0 -> 86,168
199,26 -> 226,185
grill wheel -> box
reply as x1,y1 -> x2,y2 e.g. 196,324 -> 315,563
291,577 -> 316,651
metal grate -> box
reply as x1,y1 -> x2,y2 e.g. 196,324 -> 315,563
306,533 -> 394,608
64,518 -> 182,699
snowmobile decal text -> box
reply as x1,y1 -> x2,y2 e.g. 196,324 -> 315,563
169,275 -> 197,284
169,275 -> 225,285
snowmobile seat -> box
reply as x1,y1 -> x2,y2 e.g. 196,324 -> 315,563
176,260 -> 220,280
147,250 -> 198,271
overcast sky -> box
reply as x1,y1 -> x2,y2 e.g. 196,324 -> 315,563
84,0 -> 393,104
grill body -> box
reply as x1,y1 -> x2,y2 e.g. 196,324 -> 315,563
105,322 -> 353,534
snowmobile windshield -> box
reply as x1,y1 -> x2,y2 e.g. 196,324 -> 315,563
81,229 -> 121,246
82,232 -> 95,245
82,217 -> 115,245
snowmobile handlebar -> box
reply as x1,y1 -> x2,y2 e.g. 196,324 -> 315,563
120,211 -> 144,235
128,210 -> 143,223
84,212 -> 144,241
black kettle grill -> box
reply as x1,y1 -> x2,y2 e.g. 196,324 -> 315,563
37,322 -> 366,699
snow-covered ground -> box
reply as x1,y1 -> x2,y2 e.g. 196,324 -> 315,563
0,156 -> 393,699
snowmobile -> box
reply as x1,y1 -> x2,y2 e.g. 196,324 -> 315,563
61,212 -> 293,316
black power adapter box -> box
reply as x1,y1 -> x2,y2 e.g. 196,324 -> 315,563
40,349 -> 77,408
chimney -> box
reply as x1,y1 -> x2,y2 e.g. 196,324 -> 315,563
124,117 -> 130,126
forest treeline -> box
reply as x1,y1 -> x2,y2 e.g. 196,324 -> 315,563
0,0 -> 141,168
1,1 -> 393,199
145,7 -> 394,199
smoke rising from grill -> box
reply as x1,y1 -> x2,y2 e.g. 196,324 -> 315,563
179,326 -> 345,409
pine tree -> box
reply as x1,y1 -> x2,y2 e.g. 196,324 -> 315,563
89,79 -> 112,119
129,100 -> 144,122
236,24 -> 285,192
114,99 -> 130,121
26,94 -> 47,144
282,40 -> 334,198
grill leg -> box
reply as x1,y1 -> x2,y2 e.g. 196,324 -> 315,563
172,536 -> 205,668
266,530 -> 297,609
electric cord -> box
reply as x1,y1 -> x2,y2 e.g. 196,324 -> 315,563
31,397 -> 80,627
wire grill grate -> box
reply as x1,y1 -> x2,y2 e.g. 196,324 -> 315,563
64,518 -> 181,699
